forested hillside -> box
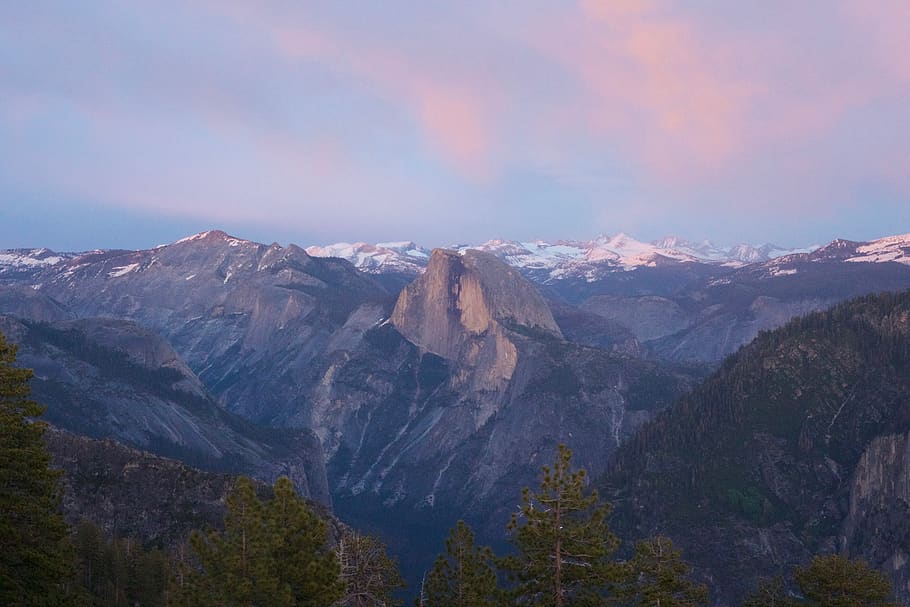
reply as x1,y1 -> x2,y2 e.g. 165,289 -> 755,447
604,289 -> 910,604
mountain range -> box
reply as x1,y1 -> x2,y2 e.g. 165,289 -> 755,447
304,233 -> 818,281
3,228 -> 910,597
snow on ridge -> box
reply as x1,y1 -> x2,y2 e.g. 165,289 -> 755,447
0,250 -> 67,269
173,230 -> 250,247
845,233 -> 910,266
174,231 -> 216,244
301,232 -> 835,280
108,263 -> 139,278
305,241 -> 430,273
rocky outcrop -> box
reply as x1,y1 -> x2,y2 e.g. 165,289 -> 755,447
391,249 -> 560,393
392,249 -> 562,349
843,433 -> 910,600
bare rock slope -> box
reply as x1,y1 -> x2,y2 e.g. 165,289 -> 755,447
2,314 -> 329,504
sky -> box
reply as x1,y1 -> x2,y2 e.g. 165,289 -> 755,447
1,1 -> 909,251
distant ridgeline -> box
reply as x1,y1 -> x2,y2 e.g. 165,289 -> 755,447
603,289 -> 910,605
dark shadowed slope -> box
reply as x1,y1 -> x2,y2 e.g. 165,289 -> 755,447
603,289 -> 910,605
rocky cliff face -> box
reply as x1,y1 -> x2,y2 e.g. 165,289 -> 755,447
843,432 -> 910,599
391,248 -> 561,397
305,233 -> 910,365
1,238 -> 697,583
2,314 -> 330,505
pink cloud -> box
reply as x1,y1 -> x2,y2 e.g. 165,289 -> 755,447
521,1 -> 758,181
196,0 -> 909,202
22,0 -> 906,237
250,11 -> 501,181
843,0 -> 910,83
516,0 -> 910,200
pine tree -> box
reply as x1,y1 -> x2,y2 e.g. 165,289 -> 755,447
793,555 -> 898,607
73,519 -> 106,599
616,536 -> 708,607
265,477 -> 344,607
337,531 -> 405,607
0,331 -> 75,606
173,476 -> 342,606
425,520 -> 499,607
743,575 -> 795,607
502,444 -> 620,607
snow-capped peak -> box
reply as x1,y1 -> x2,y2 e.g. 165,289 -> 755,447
305,241 -> 430,273
305,232 -> 823,281
173,230 -> 249,247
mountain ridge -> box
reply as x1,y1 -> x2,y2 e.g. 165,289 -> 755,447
7,230 -> 909,289
602,289 -> 910,605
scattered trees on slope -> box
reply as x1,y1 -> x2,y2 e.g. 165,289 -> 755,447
794,554 -> 899,607
72,519 -> 168,607
423,445 -> 707,607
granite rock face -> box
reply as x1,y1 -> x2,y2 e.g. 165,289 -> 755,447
26,231 -> 391,425
392,248 -> 563,349
391,248 -> 561,398
0,238 -> 696,579
2,314 -> 330,505
843,432 -> 910,599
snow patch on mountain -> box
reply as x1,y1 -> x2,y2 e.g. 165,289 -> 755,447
173,230 -> 249,248
108,263 -> 140,278
306,233 -> 820,282
0,249 -> 67,269
461,234 -> 815,278
305,241 -> 430,274
845,234 -> 910,266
